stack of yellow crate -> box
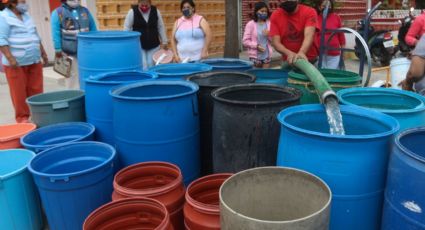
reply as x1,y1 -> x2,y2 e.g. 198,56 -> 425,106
96,0 -> 225,56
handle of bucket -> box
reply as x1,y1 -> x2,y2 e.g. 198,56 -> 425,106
52,101 -> 69,110
192,98 -> 199,116
49,176 -> 70,183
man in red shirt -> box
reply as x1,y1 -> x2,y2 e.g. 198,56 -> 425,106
270,0 -> 319,64
405,11 -> 425,46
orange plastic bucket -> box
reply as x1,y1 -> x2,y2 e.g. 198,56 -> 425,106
112,162 -> 186,230
84,198 -> 173,230
184,173 -> 232,230
0,123 -> 36,149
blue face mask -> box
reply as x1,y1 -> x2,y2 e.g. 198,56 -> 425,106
182,8 -> 193,17
257,13 -> 268,20
16,3 -> 29,13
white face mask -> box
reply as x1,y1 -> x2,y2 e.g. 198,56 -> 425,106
16,3 -> 29,13
66,0 -> 80,8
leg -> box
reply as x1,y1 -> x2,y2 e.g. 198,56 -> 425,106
325,55 -> 341,69
146,46 -> 160,68
26,63 -> 43,97
141,49 -> 148,70
4,65 -> 30,122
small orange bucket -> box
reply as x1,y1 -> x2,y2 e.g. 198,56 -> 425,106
0,123 -> 36,149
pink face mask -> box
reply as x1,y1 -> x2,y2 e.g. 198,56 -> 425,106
140,5 -> 150,13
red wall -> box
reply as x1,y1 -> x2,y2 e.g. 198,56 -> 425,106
49,0 -> 61,12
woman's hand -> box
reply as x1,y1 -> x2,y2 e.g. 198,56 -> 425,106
7,56 -> 18,68
42,53 -> 49,66
399,79 -> 414,91
174,55 -> 181,63
257,45 -> 266,52
262,29 -> 269,36
201,49 -> 209,59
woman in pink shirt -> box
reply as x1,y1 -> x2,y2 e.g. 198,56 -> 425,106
406,12 -> 425,46
243,1 -> 273,68
315,0 -> 345,69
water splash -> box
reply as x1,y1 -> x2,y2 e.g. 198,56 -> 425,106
324,97 -> 345,135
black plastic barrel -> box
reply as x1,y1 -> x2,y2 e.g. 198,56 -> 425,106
211,84 -> 301,173
186,72 -> 256,175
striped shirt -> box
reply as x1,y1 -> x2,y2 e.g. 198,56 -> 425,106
0,8 -> 41,66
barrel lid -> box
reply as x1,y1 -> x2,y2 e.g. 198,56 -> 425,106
78,31 -> 141,39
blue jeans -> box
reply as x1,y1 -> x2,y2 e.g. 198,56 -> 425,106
141,46 -> 160,70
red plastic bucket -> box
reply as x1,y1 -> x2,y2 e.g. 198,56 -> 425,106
84,198 -> 173,230
184,173 -> 232,230
112,162 -> 185,230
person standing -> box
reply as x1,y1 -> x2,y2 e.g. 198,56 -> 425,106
171,0 -> 212,63
405,10 -> 425,46
400,35 -> 425,95
51,0 -> 97,89
270,0 -> 319,65
124,0 -> 168,70
0,0 -> 48,123
316,0 -> 345,69
243,1 -> 273,68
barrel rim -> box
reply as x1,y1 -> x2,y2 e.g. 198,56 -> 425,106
113,161 -> 183,197
20,122 -> 95,151
85,71 -> 158,85
186,173 -> 233,214
83,197 -> 171,230
211,83 -> 302,106
200,58 -> 254,69
0,149 -> 35,181
148,63 -> 213,76
396,127 -> 425,163
185,71 -> 256,88
28,141 -> 116,179
0,123 -> 37,142
245,68 -> 289,79
110,80 -> 199,101
337,87 -> 425,114
278,104 -> 400,139
77,30 -> 141,39
26,90 -> 85,106
219,166 -> 332,224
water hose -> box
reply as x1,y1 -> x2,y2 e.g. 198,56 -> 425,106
283,59 -> 338,103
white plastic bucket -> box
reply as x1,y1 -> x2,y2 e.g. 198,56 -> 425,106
390,58 -> 411,89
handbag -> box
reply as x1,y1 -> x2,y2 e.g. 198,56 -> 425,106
53,54 -> 72,78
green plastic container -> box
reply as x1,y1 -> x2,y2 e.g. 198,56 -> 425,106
26,90 -> 85,127
288,69 -> 362,104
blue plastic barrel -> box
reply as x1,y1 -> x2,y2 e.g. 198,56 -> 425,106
0,149 -> 42,230
246,68 -> 289,85
85,71 -> 157,144
28,142 -> 117,230
149,63 -> 212,79
382,127 -> 425,229
78,31 -> 142,89
338,87 -> 425,133
200,58 -> 253,71
111,81 -> 200,184
21,122 -> 95,153
276,104 -> 399,230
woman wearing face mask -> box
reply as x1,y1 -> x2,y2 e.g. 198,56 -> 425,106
243,1 -> 273,68
51,0 -> 97,89
124,0 -> 168,70
315,0 -> 345,69
0,0 -> 48,123
270,0 -> 319,65
171,0 -> 212,63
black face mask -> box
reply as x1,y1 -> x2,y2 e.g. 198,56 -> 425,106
280,1 -> 298,13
